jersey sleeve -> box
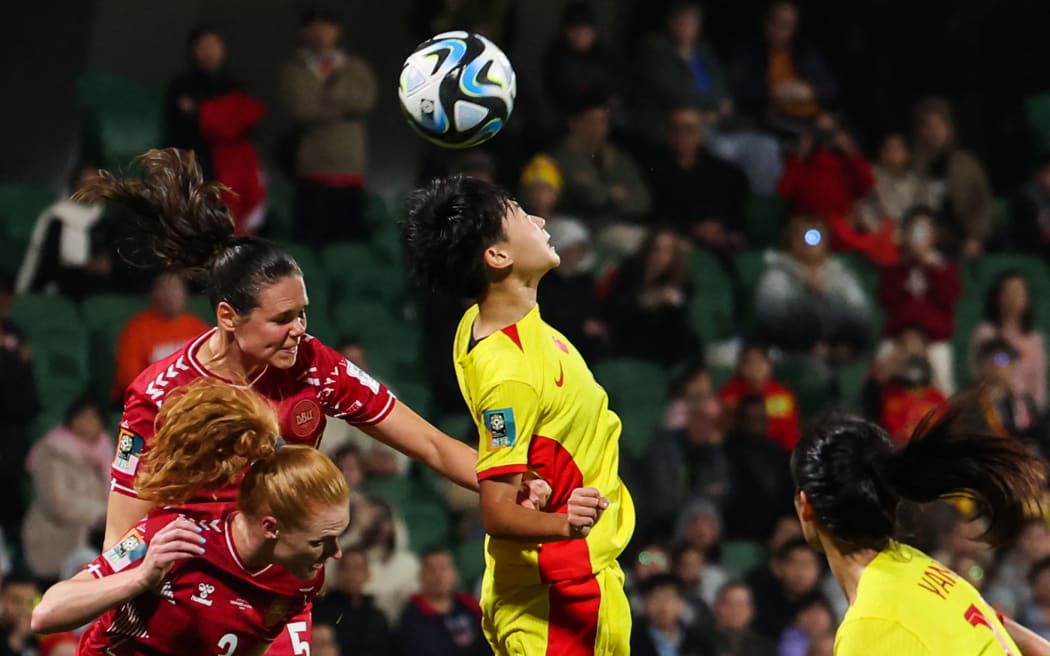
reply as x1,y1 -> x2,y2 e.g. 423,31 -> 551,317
473,379 -> 541,482
835,618 -> 932,656
312,339 -> 395,426
110,387 -> 159,498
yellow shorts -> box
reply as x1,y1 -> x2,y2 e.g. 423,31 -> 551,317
479,564 -> 630,656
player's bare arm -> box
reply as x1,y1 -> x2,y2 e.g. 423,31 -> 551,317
480,472 -> 608,542
1004,617 -> 1050,656
361,400 -> 480,491
103,492 -> 154,549
34,518 -> 204,634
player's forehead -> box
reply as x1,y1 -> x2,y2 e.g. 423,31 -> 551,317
255,275 -> 308,312
304,503 -> 350,536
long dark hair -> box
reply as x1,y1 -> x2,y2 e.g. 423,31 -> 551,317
983,270 -> 1034,333
74,149 -> 301,314
791,393 -> 1044,552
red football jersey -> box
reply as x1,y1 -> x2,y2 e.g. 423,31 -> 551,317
112,328 -> 395,500
77,503 -> 322,656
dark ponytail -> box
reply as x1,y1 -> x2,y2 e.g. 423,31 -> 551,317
75,148 -> 302,314
791,392 -> 1045,551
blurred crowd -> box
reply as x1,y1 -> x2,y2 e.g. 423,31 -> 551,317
2,1 -> 1050,655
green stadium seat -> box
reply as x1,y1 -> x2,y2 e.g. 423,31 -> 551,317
967,254 -> 1050,300
80,294 -> 147,331
593,359 -> 669,459
838,252 -> 880,301
321,242 -> 407,304
185,295 -> 214,324
403,496 -> 453,551
11,294 -> 79,328
80,295 -> 148,398
273,240 -> 329,304
775,357 -> 835,420
364,190 -> 391,228
690,287 -> 736,343
744,194 -> 788,249
387,379 -> 431,419
77,72 -> 161,170
833,360 -> 870,411
330,299 -> 420,361
262,176 -> 295,242
1024,92 -> 1050,155
436,413 -> 476,443
361,475 -> 412,511
454,538 -> 486,591
721,540 -> 767,577
0,184 -> 53,273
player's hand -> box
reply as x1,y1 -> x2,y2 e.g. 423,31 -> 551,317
136,518 -> 205,591
518,477 -> 552,510
567,487 -> 609,539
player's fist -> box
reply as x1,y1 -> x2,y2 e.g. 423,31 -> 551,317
518,477 -> 552,510
137,518 -> 206,591
567,487 -> 609,539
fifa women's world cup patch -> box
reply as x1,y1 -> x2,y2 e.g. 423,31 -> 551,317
104,527 -> 148,572
483,408 -> 516,449
113,428 -> 145,475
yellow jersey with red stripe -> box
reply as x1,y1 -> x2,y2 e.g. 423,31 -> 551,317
453,304 -> 635,585
836,542 -> 1019,655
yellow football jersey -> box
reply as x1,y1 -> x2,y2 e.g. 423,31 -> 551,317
453,304 -> 636,585
836,543 -> 1019,655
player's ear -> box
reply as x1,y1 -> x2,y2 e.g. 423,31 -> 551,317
261,516 -> 280,540
216,301 -> 241,332
483,243 -> 513,271
795,490 -> 815,522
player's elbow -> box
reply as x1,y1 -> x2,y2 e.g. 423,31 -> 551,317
31,601 -> 63,635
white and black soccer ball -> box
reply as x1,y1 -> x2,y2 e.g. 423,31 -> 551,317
398,31 -> 517,149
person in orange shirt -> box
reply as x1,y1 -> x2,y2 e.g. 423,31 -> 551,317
718,343 -> 800,450
111,273 -> 209,400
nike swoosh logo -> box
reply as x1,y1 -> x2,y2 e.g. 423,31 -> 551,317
554,362 -> 564,387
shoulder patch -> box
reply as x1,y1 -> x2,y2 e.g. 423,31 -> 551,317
483,408 -> 516,449
103,527 -> 148,572
113,428 -> 145,475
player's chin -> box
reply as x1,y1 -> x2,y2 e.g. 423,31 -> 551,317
269,347 -> 299,369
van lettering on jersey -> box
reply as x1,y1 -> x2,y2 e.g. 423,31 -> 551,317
917,562 -> 957,599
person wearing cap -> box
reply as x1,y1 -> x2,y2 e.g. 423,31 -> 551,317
519,154 -> 564,220
279,7 -> 377,247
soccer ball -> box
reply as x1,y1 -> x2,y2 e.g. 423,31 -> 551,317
398,31 -> 517,149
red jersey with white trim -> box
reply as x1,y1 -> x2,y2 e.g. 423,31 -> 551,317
112,329 -> 395,499
77,503 -> 322,656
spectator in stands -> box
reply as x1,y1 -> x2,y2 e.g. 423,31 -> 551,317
312,624 -> 341,656
806,633 -> 835,656
0,272 -> 39,553
777,592 -> 836,656
536,218 -> 608,362
728,1 -> 837,133
754,215 -> 871,359
912,97 -> 995,258
599,228 -> 701,366
398,547 -> 489,656
16,166 -> 112,298
646,103 -> 749,261
878,206 -> 961,394
111,272 -> 209,400
712,581 -> 775,656
970,271 -> 1048,411
674,543 -> 729,610
541,1 -> 621,121
165,26 -> 265,235
633,2 -> 731,145
630,573 -> 716,656
626,538 -> 673,614
866,133 -> 933,225
643,372 -> 727,527
776,113 -> 875,219
552,92 -> 651,254
314,546 -> 393,656
874,347 -> 946,444
987,518 -> 1050,616
280,7 -> 377,246
321,338 -> 410,477
1018,556 -> 1050,641
359,497 -> 421,624
21,395 -> 112,580
718,344 -> 801,451
1011,156 -> 1050,257
519,154 -> 563,219
747,538 -> 822,641
0,573 -> 38,656
722,395 -> 794,542
673,499 -> 725,567
974,338 -> 1043,441
36,633 -> 77,656
326,444 -> 376,549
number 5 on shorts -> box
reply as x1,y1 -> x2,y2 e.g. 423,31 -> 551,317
287,621 -> 311,656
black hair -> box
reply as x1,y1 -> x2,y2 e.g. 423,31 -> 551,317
736,393 -> 767,415
738,342 -> 770,364
187,23 -> 221,47
791,393 -> 1045,552
774,536 -> 815,561
402,175 -> 512,299
794,590 -> 834,618
975,337 -> 1019,366
331,443 -> 362,464
419,545 -> 454,562
561,1 -> 596,28
300,7 -> 339,27
670,542 -> 703,567
714,580 -> 751,602
337,336 -> 362,351
1029,555 -> 1050,585
0,270 -> 13,295
63,392 -> 103,428
669,365 -> 708,398
668,0 -> 702,19
74,148 -> 302,315
984,270 -> 1035,333
1,570 -> 39,591
900,204 -> 937,231
639,572 -> 683,597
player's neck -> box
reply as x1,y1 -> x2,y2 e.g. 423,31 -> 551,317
824,537 -> 879,606
474,278 -> 538,339
230,511 -> 272,572
200,330 -> 265,382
